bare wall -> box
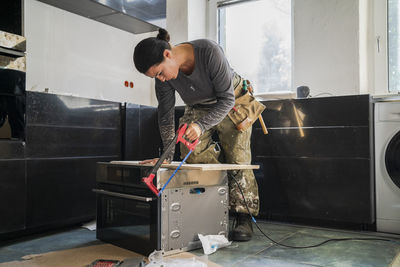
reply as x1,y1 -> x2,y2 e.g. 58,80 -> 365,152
293,0 -> 360,97
24,0 -> 158,106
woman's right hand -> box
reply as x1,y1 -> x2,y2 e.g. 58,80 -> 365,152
139,158 -> 168,165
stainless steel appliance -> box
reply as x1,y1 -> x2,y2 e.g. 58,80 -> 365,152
374,97 -> 400,234
94,161 -> 241,256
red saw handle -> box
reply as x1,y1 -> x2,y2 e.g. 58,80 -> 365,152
141,123 -> 199,197
142,173 -> 159,196
176,123 -> 200,151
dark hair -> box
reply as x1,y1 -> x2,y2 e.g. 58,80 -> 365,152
133,28 -> 171,74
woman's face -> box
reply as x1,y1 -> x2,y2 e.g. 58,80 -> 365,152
145,50 -> 179,82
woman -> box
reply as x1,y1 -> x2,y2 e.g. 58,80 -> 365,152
133,29 -> 259,241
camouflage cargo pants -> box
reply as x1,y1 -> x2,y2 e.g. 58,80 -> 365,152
179,106 -> 260,216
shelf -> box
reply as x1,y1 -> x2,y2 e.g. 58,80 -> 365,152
0,47 -> 25,58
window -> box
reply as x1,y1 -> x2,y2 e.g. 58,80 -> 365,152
218,0 -> 292,94
388,0 -> 400,93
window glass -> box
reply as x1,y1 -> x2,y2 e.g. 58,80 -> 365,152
388,0 -> 400,93
218,0 -> 292,94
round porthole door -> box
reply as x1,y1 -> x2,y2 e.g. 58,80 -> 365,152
385,130 -> 400,189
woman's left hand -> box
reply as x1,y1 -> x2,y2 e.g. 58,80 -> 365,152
184,123 -> 202,141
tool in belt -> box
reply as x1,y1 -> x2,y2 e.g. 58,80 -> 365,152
229,78 -> 268,134
142,123 -> 199,197
242,80 -> 268,134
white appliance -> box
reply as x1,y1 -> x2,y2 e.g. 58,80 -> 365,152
374,100 -> 400,234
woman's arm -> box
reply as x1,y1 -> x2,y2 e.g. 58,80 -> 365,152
195,42 -> 235,133
155,79 -> 176,162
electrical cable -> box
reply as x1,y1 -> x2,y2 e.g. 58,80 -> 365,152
229,174 -> 398,248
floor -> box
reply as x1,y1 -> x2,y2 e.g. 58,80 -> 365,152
0,221 -> 399,267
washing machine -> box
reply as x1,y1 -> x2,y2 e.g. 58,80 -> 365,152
374,99 -> 400,234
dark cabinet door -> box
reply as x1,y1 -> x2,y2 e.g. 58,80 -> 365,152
25,92 -> 122,229
253,95 -> 374,226
26,158 -> 100,227
0,141 -> 25,234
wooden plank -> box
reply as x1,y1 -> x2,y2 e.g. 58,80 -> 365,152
110,161 -> 259,170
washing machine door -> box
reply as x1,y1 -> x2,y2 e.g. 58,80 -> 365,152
385,130 -> 400,189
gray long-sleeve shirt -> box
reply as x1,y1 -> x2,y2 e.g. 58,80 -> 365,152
155,39 -> 235,159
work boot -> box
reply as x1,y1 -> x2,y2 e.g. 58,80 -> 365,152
231,213 -> 253,241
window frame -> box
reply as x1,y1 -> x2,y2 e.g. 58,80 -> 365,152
374,0 -> 390,95
386,0 -> 400,93
214,0 -> 295,99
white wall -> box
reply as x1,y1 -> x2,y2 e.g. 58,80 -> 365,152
167,0 -> 206,43
167,0 -> 189,44
25,0 -> 158,106
206,0 -> 218,41
188,0 -> 207,41
293,0 -> 360,97
166,0 -> 207,106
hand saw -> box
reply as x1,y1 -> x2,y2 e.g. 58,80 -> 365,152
142,123 -> 199,197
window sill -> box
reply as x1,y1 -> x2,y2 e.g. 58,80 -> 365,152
254,91 -> 296,101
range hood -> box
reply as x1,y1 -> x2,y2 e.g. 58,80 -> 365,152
36,0 -> 166,34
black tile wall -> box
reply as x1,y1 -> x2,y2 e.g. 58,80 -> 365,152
0,92 -> 123,236
123,103 -> 140,160
26,157 -> 117,228
26,93 -> 120,128
254,157 -> 372,223
0,160 -> 25,233
139,105 -> 161,159
173,106 -> 185,160
0,141 -> 24,159
262,95 -> 370,128
25,93 -> 121,159
123,104 -> 184,161
252,127 -> 369,158
252,95 -> 374,226
25,125 -> 120,158
123,104 -> 161,160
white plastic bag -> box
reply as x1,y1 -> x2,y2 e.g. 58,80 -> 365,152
198,234 -> 232,255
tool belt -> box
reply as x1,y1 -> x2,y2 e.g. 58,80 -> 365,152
228,74 -> 266,132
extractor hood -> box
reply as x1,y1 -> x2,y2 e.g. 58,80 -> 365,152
36,0 -> 166,34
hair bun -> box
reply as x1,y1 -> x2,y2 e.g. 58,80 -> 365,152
157,28 -> 170,42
